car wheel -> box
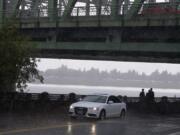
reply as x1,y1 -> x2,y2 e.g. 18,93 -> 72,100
120,109 -> 126,119
99,110 -> 106,120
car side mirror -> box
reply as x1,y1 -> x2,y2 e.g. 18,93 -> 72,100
108,101 -> 114,104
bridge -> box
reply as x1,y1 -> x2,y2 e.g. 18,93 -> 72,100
0,0 -> 180,63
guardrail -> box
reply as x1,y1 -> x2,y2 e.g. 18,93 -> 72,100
28,93 -> 180,103
1,92 -> 179,102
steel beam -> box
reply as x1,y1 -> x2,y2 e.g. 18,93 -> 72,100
111,0 -> 122,17
48,0 -> 58,21
86,0 -> 90,16
32,42 -> 180,63
78,0 -> 110,6
62,0 -> 77,18
33,42 -> 180,53
31,0 -> 39,17
11,0 -> 23,17
125,0 -> 145,19
123,0 -> 130,14
97,0 -> 102,16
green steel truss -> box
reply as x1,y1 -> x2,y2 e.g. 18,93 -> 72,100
1,0 -> 180,23
1,0 -> 180,63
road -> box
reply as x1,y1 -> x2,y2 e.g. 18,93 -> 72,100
0,111 -> 180,135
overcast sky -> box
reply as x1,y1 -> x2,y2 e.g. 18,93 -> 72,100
37,58 -> 180,75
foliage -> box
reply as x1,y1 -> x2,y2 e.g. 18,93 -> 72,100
0,24 -> 43,92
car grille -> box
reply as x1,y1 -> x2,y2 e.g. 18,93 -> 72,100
74,107 -> 88,116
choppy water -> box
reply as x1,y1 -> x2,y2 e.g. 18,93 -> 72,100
24,84 -> 180,97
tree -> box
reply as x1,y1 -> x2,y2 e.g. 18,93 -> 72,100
0,24 -> 43,92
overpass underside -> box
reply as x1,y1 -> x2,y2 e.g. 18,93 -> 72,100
1,0 -> 180,63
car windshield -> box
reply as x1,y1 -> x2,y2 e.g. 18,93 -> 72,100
82,95 -> 107,103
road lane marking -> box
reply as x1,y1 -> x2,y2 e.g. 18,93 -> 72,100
0,123 -> 89,135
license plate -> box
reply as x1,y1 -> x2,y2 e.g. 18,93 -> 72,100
77,110 -> 83,115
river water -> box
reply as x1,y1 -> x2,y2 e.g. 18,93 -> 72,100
24,84 -> 180,97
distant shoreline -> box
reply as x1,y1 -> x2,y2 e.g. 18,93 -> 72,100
39,65 -> 180,89
32,81 -> 180,89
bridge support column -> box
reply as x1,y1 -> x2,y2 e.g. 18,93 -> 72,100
48,0 -> 58,21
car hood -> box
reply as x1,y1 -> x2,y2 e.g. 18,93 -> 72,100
71,101 -> 104,108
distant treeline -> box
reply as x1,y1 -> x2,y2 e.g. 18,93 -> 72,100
38,65 -> 180,89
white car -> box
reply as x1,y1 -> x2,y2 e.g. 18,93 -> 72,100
69,94 -> 126,120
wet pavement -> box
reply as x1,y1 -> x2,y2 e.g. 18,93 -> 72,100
0,111 -> 180,135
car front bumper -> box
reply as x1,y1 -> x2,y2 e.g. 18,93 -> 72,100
69,108 -> 100,118
69,111 -> 98,118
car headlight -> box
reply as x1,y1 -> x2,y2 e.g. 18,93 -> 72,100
70,105 -> 74,109
93,107 -> 99,111
88,107 -> 99,111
